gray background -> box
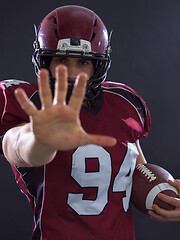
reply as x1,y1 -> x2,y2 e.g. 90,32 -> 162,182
0,0 -> 180,239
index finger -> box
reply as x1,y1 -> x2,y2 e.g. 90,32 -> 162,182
38,69 -> 53,109
158,193 -> 180,208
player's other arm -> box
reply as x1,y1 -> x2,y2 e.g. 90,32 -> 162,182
135,140 -> 180,222
135,139 -> 147,165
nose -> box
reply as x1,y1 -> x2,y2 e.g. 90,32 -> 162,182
67,64 -> 79,82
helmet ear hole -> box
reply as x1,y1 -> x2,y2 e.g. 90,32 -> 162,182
40,56 -> 53,69
92,60 -> 100,70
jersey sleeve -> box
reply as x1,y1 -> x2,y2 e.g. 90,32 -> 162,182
102,81 -> 151,139
121,83 -> 151,138
0,79 -> 38,155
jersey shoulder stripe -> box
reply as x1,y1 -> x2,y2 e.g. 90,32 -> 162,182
102,81 -> 151,131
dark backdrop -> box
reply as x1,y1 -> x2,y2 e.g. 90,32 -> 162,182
0,0 -> 180,239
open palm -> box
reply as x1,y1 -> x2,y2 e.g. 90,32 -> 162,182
15,65 -> 116,151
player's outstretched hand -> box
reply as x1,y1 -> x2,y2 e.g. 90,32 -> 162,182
15,65 -> 116,151
148,179 -> 180,222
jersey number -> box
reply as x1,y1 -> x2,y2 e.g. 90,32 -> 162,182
67,143 -> 138,215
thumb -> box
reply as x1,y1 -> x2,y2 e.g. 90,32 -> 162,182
86,134 -> 117,148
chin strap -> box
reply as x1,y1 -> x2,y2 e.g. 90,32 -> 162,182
49,76 -> 101,107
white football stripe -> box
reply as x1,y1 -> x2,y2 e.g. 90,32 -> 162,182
145,183 -> 178,210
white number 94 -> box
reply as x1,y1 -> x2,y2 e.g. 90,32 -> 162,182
67,143 -> 138,215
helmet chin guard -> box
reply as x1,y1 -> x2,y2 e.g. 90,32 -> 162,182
32,5 -> 112,103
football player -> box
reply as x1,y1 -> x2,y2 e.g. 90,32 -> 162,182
0,5 -> 180,240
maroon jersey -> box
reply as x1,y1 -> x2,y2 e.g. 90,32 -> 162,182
0,79 -> 151,240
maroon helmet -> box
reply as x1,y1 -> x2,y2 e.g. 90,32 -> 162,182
32,5 -> 112,101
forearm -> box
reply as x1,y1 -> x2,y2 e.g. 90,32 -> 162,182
135,139 -> 147,165
3,123 -> 57,167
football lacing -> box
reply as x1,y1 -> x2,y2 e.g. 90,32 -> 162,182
136,164 -> 157,182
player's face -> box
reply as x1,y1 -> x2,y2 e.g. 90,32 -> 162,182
49,57 -> 94,81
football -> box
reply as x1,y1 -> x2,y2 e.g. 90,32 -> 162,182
131,163 -> 178,213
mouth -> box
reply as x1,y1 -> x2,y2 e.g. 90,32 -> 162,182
67,80 -> 75,86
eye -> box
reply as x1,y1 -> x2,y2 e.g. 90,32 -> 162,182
79,59 -> 91,65
55,57 -> 66,63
